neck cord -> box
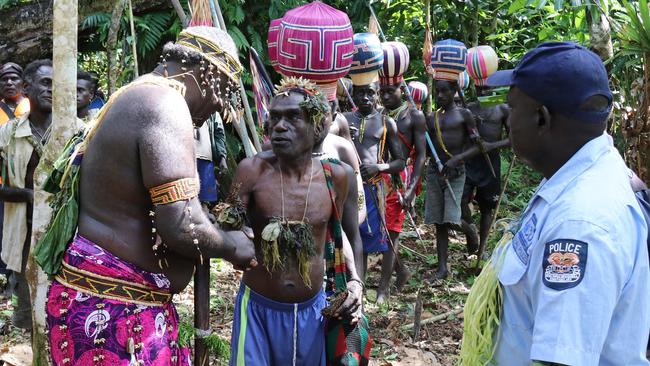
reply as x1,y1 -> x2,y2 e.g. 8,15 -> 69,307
280,157 -> 315,222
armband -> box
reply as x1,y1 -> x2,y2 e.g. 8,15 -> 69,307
149,178 -> 199,205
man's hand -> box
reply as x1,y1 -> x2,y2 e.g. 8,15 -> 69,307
360,163 -> 380,182
442,156 -> 462,177
402,188 -> 416,210
331,280 -> 363,323
217,157 -> 228,178
225,229 -> 257,271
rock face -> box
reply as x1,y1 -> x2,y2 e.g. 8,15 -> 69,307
0,0 -> 169,65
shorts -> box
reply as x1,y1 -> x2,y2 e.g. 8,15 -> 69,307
463,174 -> 500,210
424,164 -> 465,225
383,166 -> 422,233
230,284 -> 328,366
197,158 -> 218,203
359,183 -> 388,253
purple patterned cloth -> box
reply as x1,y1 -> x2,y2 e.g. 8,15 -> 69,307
46,235 -> 191,366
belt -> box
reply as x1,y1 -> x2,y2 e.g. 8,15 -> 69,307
55,262 -> 172,306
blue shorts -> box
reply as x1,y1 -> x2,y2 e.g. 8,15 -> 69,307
230,284 -> 327,366
197,158 -> 218,203
360,184 -> 388,253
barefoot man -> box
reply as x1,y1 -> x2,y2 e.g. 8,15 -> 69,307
376,42 -> 427,303
425,78 -> 477,279
227,78 -> 363,365
345,84 -> 405,281
43,27 -> 256,365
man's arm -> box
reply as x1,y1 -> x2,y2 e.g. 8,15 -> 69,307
138,87 -> 255,268
404,109 -> 427,206
358,116 -> 405,180
338,161 -> 364,280
0,120 -> 31,202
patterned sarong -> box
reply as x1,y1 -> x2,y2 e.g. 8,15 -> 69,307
46,235 -> 191,366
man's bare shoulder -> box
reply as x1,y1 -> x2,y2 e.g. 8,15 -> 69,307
238,151 -> 276,175
109,81 -> 190,126
408,108 -> 426,124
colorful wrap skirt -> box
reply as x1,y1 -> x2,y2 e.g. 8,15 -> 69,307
46,235 -> 191,366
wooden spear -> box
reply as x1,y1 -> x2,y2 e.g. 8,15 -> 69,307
211,0 -> 262,153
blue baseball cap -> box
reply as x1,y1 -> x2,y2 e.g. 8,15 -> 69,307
487,42 -> 612,124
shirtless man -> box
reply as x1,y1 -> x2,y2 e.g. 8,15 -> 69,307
344,82 -> 405,280
314,109 -> 365,278
328,97 -> 353,141
458,87 -> 510,255
45,27 -> 256,365
377,83 -> 426,303
229,78 -> 363,365
425,79 -> 477,279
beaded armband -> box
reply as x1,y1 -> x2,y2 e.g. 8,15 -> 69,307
149,178 -> 200,205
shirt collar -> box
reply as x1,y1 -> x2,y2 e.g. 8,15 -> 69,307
535,133 -> 611,204
13,113 -> 33,138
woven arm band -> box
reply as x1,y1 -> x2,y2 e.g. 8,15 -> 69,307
149,177 -> 200,205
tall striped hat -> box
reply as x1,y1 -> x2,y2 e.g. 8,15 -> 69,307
407,81 -> 428,106
466,45 -> 498,86
267,18 -> 282,72
458,70 -> 470,90
379,41 -> 410,85
277,2 -> 354,83
350,32 -> 383,86
430,39 -> 467,81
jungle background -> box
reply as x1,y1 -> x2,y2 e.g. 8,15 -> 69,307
0,0 -> 648,365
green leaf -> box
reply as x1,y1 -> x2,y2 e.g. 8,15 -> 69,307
508,0 -> 527,14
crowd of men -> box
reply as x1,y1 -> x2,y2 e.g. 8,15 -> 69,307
0,24 -> 647,366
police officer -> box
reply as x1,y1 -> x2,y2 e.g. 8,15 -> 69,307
486,42 -> 650,364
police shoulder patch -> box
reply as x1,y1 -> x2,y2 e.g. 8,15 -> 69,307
542,239 -> 588,290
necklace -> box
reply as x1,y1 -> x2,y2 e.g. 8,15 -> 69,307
355,110 -> 379,143
387,102 -> 408,120
280,157 -> 315,223
434,108 -> 453,158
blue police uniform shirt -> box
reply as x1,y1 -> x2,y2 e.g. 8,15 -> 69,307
493,133 -> 650,365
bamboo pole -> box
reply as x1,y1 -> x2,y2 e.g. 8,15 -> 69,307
170,0 -> 189,27
212,0 -> 262,154
28,1 -> 79,364
107,0 -> 126,95
128,0 -> 139,77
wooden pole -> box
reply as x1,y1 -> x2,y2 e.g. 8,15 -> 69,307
28,0 -> 80,365
194,260 -> 211,366
170,0 -> 189,27
412,291 -> 423,341
128,0 -> 139,77
213,0 -> 261,154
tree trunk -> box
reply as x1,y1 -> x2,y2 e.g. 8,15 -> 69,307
27,0 -> 79,365
108,0 -> 127,95
587,4 -> 613,61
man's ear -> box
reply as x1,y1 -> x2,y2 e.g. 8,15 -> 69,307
21,82 -> 30,98
537,105 -> 552,132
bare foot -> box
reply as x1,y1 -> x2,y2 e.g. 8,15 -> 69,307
395,267 -> 411,292
435,266 -> 448,280
376,289 -> 388,305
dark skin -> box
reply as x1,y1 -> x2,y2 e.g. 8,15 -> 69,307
0,65 -> 53,204
314,110 -> 364,282
0,72 -> 24,108
76,78 -> 94,119
426,80 -> 477,279
376,83 -> 427,303
505,86 -> 607,366
235,92 -> 362,319
507,86 -> 605,179
328,98 -> 353,141
453,90 -> 511,257
77,60 -> 256,294
344,82 -> 405,279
